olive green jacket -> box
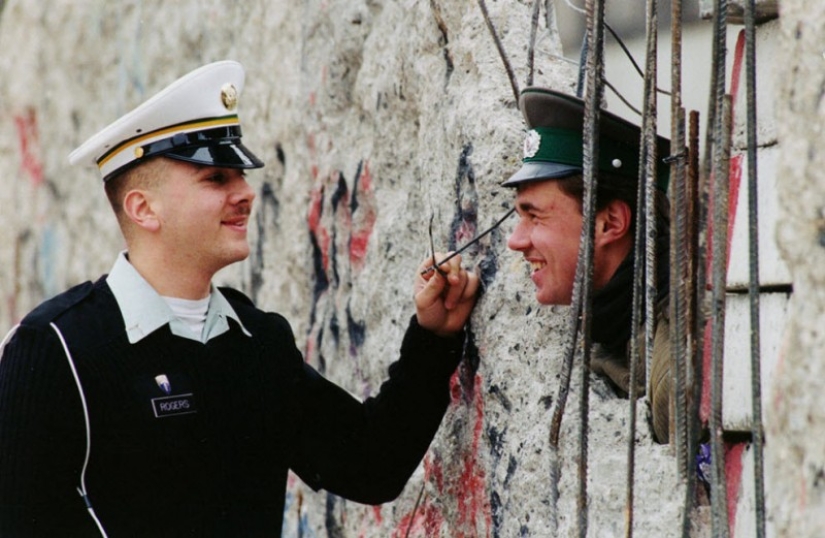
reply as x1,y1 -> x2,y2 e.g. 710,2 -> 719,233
590,301 -> 671,444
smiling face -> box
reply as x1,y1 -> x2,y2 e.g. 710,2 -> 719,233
149,159 -> 256,276
507,180 -> 585,305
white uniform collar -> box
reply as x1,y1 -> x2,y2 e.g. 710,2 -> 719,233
106,251 -> 251,344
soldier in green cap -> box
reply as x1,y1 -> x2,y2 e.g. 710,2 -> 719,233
504,87 -> 672,444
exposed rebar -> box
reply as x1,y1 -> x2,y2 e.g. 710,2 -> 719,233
706,0 -> 732,534
681,109 -> 704,538
743,0 -> 767,535
477,0 -> 520,103
623,2 -> 660,536
547,1 -> 605,535
576,1 -> 605,535
527,0 -> 542,86
709,94 -> 732,538
642,0 -> 661,445
669,0 -> 689,472
625,145 -> 645,538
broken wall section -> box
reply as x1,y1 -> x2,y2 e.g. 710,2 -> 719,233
3,1 -> 803,536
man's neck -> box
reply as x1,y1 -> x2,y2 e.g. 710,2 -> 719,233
591,253 -> 634,352
593,237 -> 633,291
126,249 -> 213,300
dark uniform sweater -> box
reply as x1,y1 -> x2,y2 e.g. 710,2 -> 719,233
0,277 -> 464,537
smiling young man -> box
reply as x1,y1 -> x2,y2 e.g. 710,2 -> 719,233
504,87 -> 673,444
0,61 -> 479,536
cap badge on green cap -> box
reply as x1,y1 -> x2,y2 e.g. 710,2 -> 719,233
524,130 -> 541,159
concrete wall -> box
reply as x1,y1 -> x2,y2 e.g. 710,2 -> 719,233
1,0 -> 811,537
770,1 -> 825,537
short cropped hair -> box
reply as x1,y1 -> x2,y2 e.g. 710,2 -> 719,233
104,157 -> 168,238
555,173 -> 670,230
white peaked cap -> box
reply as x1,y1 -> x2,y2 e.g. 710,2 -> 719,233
69,60 -> 264,182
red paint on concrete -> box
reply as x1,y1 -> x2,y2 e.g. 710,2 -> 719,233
14,108 -> 44,186
392,375 -> 491,537
392,456 -> 446,536
700,153 -> 743,425
392,501 -> 445,537
449,375 -> 491,537
426,453 -> 445,495
725,442 -> 746,535
700,25 -> 748,422
453,219 -> 476,246
371,505 -> 383,524
349,161 -> 377,270
726,154 -> 744,264
304,338 -> 316,365
307,184 -> 332,273
699,29 -> 750,538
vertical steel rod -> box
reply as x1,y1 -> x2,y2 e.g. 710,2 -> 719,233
707,0 -> 731,535
641,0 -> 659,431
669,0 -> 689,470
576,1 -> 605,535
527,0 -> 542,86
624,122 -> 645,538
548,280 -> 582,535
709,94 -> 732,538
742,0 -> 766,535
624,0 -> 658,534
681,110 -> 704,537
477,0 -> 520,103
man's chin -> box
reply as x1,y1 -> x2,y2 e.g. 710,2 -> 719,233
535,290 -> 573,306
222,245 -> 251,267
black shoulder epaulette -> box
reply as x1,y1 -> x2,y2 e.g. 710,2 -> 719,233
218,286 -> 255,308
218,286 -> 269,335
22,281 -> 96,328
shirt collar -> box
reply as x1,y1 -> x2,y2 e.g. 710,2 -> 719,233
107,251 -> 251,344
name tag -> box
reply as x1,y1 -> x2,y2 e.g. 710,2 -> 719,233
151,393 -> 197,418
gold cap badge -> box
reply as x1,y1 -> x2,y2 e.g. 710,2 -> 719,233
221,83 -> 238,110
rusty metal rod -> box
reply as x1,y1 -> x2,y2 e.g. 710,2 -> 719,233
709,93 -> 732,538
575,1 -> 606,535
707,0 -> 731,534
624,0 -> 660,534
477,0 -> 519,103
547,0 -> 605,535
624,160 -> 643,538
669,0 -> 690,476
527,0 -> 542,86
681,109 -> 704,538
743,0 -> 766,535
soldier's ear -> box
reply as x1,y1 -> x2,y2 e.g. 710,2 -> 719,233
595,199 -> 632,247
123,189 -> 161,233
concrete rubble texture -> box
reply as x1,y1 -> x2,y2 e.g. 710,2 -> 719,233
0,0 -> 820,536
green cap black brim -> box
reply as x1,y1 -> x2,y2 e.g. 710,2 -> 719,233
503,161 -> 582,185
503,87 -> 671,192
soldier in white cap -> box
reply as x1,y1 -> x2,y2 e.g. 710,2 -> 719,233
0,61 -> 479,536
504,87 -> 673,444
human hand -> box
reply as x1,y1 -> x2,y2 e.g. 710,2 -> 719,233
414,252 -> 480,337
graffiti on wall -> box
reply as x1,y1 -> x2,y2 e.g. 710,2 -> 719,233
268,133 -> 508,535
14,108 -> 44,187
305,159 -> 377,373
389,143 -> 512,537
6,107 -> 53,325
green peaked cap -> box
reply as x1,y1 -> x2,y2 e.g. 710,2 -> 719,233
503,87 -> 671,192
